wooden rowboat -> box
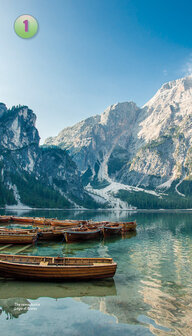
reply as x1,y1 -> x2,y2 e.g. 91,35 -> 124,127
51,219 -> 88,227
0,232 -> 38,244
103,221 -> 137,236
0,228 -> 37,234
0,254 -> 117,280
64,227 -> 102,243
103,223 -> 123,237
105,221 -> 137,232
8,216 -> 137,230
0,216 -> 11,223
11,217 -> 52,226
33,218 -> 52,226
32,217 -> 46,225
121,220 -> 137,232
52,228 -> 66,240
0,227 -> 63,242
11,216 -> 34,224
0,228 -> 59,242
37,228 -> 56,241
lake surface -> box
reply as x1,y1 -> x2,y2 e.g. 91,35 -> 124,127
0,210 -> 192,336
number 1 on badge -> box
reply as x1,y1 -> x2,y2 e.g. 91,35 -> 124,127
23,20 -> 29,32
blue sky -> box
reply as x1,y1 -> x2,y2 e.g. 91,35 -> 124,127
0,0 -> 192,142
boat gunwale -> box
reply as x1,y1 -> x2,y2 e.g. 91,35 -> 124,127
104,226 -> 122,230
0,260 -> 117,268
0,233 -> 37,236
64,229 -> 101,234
0,254 -> 116,268
0,254 -> 113,261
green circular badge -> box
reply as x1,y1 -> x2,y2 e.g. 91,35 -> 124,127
14,15 -> 38,39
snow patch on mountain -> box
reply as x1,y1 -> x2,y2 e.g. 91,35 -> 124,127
86,180 -> 162,209
5,183 -> 31,210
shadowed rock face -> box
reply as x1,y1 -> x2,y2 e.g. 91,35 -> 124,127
0,105 -> 40,174
44,76 -> 192,192
0,105 -> 94,208
0,103 -> 7,118
0,105 -> 40,151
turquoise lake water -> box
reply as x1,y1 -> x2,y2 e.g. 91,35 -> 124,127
0,210 -> 192,336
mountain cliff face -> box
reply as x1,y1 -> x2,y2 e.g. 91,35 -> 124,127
45,76 -> 192,209
127,75 -> 192,187
2,75 -> 192,209
45,102 -> 141,172
0,104 -> 97,208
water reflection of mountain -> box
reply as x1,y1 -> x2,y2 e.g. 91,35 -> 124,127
103,231 -> 137,242
113,216 -> 192,335
78,294 -> 149,327
73,214 -> 192,334
138,235 -> 192,336
0,298 -> 30,319
2,209 -> 137,221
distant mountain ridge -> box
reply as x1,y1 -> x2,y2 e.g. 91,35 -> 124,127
1,76 -> 192,209
44,75 -> 192,209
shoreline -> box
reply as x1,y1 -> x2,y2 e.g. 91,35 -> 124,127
1,207 -> 192,213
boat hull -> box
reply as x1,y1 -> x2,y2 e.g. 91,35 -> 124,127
38,230 -> 57,241
0,234 -> 37,244
32,218 -> 46,225
121,221 -> 137,232
11,217 -> 34,224
0,255 -> 117,281
51,220 -> 87,227
64,229 -> 101,243
0,216 -> 11,223
103,226 -> 122,237
0,228 -> 56,242
52,230 -> 65,240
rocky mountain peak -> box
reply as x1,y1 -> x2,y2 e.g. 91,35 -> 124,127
44,101 -> 142,172
0,103 -> 7,118
143,75 -> 192,110
100,102 -> 139,126
160,75 -> 192,92
0,105 -> 40,150
138,76 -> 192,143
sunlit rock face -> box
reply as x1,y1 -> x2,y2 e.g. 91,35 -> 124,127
121,75 -> 192,187
45,76 -> 192,191
45,102 -> 142,173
